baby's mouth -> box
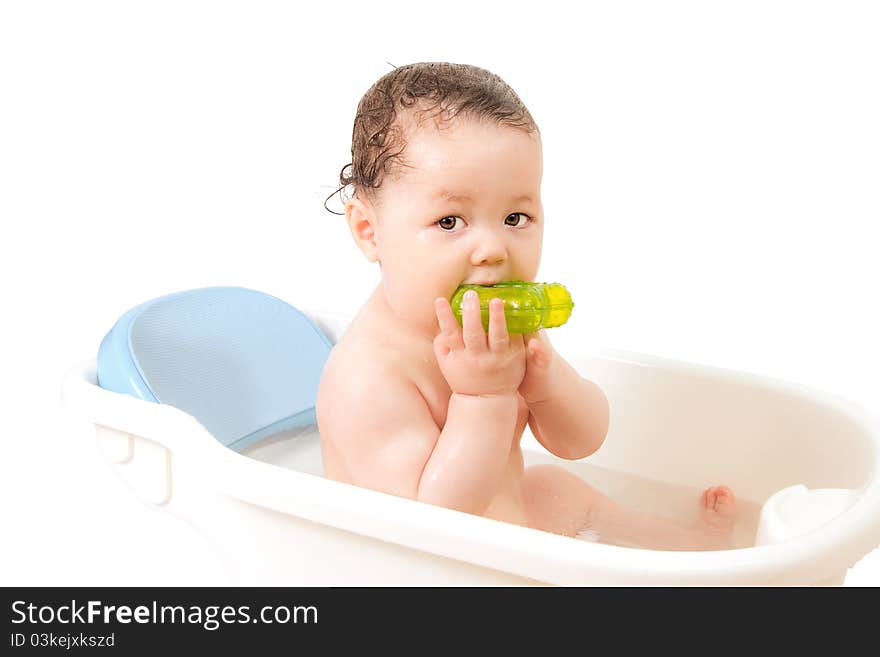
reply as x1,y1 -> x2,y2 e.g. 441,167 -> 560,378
463,278 -> 504,286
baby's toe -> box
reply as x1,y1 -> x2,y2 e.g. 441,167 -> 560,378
700,485 -> 738,536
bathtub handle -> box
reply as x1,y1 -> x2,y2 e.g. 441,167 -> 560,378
755,484 -> 860,546
95,425 -> 172,506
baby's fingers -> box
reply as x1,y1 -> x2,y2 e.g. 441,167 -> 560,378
434,297 -> 463,350
487,298 -> 509,353
460,290 -> 487,352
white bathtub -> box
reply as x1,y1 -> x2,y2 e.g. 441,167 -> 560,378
61,310 -> 880,586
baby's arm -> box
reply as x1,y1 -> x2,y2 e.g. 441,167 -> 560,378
317,349 -> 517,515
520,333 -> 609,459
418,391 -> 518,513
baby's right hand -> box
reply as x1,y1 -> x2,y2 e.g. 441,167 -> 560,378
433,290 -> 526,397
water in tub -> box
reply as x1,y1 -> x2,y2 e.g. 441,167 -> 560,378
243,425 -> 762,550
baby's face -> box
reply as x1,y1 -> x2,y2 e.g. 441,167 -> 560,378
367,117 -> 544,336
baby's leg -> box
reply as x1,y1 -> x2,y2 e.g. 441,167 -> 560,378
520,464 -> 737,551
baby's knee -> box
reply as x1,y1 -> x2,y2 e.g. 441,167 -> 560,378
521,464 -> 601,536
523,464 -> 598,502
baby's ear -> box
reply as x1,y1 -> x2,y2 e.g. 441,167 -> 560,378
345,198 -> 380,263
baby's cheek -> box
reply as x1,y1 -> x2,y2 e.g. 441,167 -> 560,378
422,258 -> 467,299
522,258 -> 541,282
384,240 -> 464,306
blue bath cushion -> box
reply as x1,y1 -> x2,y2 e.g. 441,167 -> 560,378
97,286 -> 333,452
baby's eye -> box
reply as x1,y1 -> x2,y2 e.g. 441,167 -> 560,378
504,213 -> 531,227
436,216 -> 463,231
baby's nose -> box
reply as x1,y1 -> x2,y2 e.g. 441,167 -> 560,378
470,231 -> 507,266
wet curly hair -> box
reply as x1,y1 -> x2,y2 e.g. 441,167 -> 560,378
324,62 -> 540,215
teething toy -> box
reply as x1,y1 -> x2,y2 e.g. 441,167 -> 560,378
450,281 -> 574,334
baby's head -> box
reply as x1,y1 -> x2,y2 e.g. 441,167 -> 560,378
329,62 -> 543,335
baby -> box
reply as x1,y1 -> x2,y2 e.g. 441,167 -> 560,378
317,62 -> 737,550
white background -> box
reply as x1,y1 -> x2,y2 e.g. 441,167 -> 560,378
1,1 -> 878,585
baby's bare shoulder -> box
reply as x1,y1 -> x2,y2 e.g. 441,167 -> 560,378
316,333 -> 440,497
319,333 -> 420,422
320,331 -> 405,392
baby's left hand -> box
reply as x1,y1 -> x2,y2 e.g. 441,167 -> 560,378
518,329 -> 556,404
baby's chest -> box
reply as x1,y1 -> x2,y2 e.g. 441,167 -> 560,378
401,343 -> 530,432
415,371 -> 530,435
414,371 -> 453,430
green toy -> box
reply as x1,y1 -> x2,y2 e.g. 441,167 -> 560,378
450,281 -> 574,334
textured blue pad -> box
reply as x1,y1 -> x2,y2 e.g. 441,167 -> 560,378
97,287 -> 333,451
